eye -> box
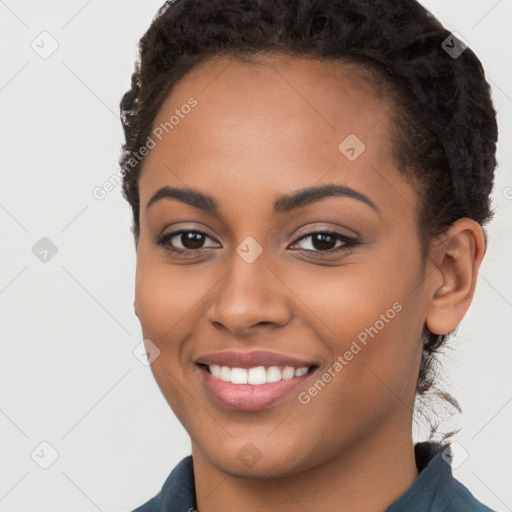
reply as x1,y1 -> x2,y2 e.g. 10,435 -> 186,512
156,228 -> 359,257
156,230 -> 220,255
289,230 -> 359,254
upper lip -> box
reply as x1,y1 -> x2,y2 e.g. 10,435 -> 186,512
195,350 -> 317,369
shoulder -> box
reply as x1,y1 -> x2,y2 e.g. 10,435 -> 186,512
128,456 -> 195,512
129,497 -> 159,512
441,475 -> 496,512
426,444 -> 496,512
386,443 -> 497,512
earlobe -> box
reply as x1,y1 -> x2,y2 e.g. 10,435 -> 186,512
425,219 -> 486,336
133,300 -> 139,318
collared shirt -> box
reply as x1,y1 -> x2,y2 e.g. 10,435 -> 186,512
130,442 -> 496,512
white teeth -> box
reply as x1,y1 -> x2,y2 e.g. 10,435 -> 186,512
230,367 -> 248,384
282,366 -> 295,379
220,365 -> 231,381
248,366 -> 267,385
266,366 -> 282,383
294,367 -> 309,377
207,364 -> 310,385
210,364 -> 222,378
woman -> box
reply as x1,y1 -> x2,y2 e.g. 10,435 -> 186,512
119,0 -> 498,510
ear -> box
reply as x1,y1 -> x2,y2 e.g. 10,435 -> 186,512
133,299 -> 139,318
425,218 -> 486,336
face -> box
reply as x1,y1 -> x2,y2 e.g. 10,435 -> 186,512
134,54 -> 430,478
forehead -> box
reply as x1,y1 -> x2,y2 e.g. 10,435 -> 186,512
138,53 -> 417,221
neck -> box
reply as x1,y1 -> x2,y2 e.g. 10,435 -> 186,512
191,422 -> 419,512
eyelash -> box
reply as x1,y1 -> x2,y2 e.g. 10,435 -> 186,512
155,229 -> 360,257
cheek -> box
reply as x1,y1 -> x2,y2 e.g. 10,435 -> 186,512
134,251 -> 203,420
292,243 -> 424,401
285,252 -> 414,343
134,250 -> 212,340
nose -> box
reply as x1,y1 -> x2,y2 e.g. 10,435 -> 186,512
206,249 -> 292,336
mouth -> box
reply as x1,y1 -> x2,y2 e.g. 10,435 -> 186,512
195,362 -> 319,411
197,362 -> 318,384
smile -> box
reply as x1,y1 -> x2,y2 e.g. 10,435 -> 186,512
196,362 -> 318,411
204,364 -> 311,384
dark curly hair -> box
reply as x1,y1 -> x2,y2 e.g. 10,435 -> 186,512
119,0 -> 498,442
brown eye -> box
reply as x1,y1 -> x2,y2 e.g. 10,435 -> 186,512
177,231 -> 206,250
156,230 -> 220,254
290,231 -> 359,254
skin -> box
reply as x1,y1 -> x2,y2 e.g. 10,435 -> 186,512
133,53 -> 485,512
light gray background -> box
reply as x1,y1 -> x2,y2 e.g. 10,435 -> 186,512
0,1 -> 511,511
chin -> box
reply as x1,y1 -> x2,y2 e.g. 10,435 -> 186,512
197,437 -> 322,480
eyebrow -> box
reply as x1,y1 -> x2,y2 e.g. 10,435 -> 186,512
145,183 -> 381,217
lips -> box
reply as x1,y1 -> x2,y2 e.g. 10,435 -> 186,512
195,350 -> 317,369
194,350 -> 319,411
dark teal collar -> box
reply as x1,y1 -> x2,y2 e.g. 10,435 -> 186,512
386,442 -> 494,511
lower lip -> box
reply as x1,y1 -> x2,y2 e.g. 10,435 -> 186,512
198,365 -> 314,411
